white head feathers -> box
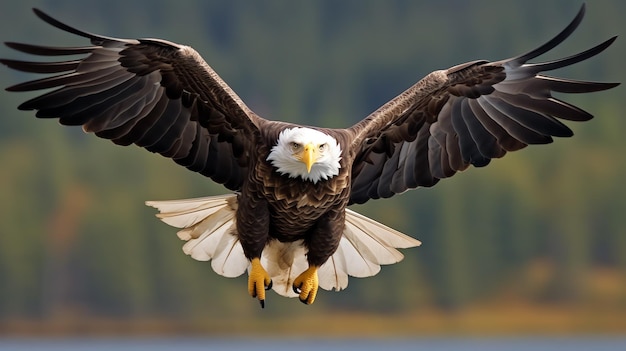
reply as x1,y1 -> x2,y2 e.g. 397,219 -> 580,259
267,127 -> 342,183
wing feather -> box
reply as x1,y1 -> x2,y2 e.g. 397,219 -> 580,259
349,4 -> 618,204
2,9 -> 268,191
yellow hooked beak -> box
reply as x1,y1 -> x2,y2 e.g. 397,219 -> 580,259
301,143 -> 318,173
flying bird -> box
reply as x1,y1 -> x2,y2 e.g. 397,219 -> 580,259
1,4 -> 618,307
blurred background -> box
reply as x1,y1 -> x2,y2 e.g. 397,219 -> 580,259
0,0 -> 624,338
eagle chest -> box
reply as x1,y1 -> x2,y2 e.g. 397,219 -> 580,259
266,175 -> 347,211
257,165 -> 350,236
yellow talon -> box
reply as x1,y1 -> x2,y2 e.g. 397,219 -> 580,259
292,265 -> 319,305
248,258 -> 272,308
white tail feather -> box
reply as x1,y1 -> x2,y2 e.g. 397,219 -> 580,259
260,241 -> 307,297
146,194 -> 421,297
147,196 -> 230,223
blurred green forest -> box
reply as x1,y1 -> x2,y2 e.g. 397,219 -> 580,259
0,0 -> 624,335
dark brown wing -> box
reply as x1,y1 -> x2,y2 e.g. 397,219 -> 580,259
1,9 -> 267,191
348,4 -> 618,205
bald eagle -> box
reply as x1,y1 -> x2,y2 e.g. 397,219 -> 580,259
2,5 -> 618,307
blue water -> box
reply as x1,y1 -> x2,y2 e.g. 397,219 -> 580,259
0,337 -> 625,351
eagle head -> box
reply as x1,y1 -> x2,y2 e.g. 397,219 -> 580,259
267,127 -> 342,183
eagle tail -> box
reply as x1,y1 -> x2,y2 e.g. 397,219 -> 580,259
317,209 -> 422,292
145,195 -> 248,278
146,195 -> 421,298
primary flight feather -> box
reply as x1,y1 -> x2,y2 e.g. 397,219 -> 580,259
1,4 -> 618,307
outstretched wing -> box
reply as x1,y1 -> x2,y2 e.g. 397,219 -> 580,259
1,9 -> 266,191
348,4 -> 618,205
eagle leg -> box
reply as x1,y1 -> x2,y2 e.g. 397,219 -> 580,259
292,265 -> 319,305
248,257 -> 273,308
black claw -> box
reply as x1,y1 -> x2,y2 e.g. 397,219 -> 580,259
293,284 -> 301,294
299,297 -> 309,305
260,299 -> 265,309
266,279 -> 273,291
